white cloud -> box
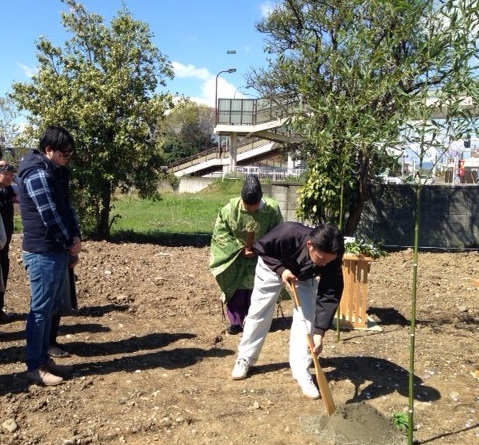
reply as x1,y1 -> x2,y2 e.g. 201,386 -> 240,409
260,1 -> 277,17
201,76 -> 237,106
187,96 -> 211,106
172,61 -> 210,81
172,61 -> 237,107
17,63 -> 37,78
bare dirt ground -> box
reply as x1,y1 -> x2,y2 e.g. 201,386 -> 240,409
0,234 -> 478,445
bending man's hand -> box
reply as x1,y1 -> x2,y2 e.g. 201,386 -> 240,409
312,332 -> 324,356
281,269 -> 297,287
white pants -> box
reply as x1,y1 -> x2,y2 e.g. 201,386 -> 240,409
237,257 -> 318,381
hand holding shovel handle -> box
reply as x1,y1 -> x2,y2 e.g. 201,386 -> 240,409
287,279 -> 336,416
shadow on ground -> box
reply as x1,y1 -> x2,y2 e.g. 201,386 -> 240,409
367,307 -> 409,326
0,331 -> 234,397
322,355 -> 441,403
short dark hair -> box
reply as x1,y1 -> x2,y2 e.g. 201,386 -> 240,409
38,126 -> 75,154
241,174 -> 263,205
308,224 -> 345,255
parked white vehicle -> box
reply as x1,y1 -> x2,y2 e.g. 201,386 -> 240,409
419,175 -> 435,185
383,176 -> 403,184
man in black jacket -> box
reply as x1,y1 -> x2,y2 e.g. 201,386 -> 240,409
231,222 -> 344,400
0,162 -> 18,322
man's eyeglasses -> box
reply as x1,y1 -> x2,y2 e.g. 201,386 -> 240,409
59,149 -> 74,158
0,165 -> 15,175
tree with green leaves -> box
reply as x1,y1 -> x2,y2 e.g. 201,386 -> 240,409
249,0 -> 479,235
398,3 -> 479,442
161,98 -> 215,165
10,0 -> 174,239
0,96 -> 22,160
251,2 -> 479,444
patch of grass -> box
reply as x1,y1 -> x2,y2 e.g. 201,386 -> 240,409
391,411 -> 409,433
110,179 -> 243,243
198,177 -> 243,195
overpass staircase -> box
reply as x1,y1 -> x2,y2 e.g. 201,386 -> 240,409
169,98 -> 303,177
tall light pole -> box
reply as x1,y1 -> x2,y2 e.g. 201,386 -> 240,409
215,68 -> 236,125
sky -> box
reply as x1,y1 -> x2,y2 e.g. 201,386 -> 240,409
0,0 -> 277,106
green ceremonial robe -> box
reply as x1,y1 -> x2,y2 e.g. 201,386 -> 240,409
209,196 -> 283,302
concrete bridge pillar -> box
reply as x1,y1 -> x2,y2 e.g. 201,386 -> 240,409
229,133 -> 238,172
287,154 -> 295,174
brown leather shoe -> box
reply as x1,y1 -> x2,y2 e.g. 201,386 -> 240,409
26,366 -> 63,386
45,359 -> 73,376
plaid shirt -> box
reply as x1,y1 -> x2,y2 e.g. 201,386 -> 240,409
23,169 -> 79,249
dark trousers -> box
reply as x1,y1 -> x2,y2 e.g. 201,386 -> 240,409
50,314 -> 61,345
226,289 -> 252,326
0,244 -> 10,310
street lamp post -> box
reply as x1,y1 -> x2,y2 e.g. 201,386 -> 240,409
233,86 -> 251,99
215,68 -> 236,126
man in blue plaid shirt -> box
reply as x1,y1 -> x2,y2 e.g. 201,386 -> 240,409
17,126 -> 81,386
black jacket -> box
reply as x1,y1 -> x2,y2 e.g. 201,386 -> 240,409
0,185 -> 16,243
253,221 -> 344,333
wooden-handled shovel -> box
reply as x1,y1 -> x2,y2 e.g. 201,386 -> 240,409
287,280 -> 336,416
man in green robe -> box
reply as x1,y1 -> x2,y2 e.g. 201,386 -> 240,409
209,175 -> 283,334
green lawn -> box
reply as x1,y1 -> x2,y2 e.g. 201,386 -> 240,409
13,179 -> 244,245
109,179 -> 243,244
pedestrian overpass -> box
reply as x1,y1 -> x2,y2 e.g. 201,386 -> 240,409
169,94 -> 479,177
169,98 -> 303,177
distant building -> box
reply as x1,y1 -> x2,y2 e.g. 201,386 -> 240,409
445,157 -> 479,183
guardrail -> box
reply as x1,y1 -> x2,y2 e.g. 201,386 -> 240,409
169,137 -> 277,173
169,147 -> 219,171
217,98 -> 295,126
226,166 -> 306,180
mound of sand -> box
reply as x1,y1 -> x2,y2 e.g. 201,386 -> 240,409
303,402 -> 407,445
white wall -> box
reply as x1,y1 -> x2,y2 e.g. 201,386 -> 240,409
158,178 -> 215,194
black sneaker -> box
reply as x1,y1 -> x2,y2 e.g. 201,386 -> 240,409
226,324 -> 243,335
0,310 -> 12,323
48,344 -> 71,358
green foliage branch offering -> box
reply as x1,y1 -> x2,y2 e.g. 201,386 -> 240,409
11,0 -> 174,239
344,237 -> 386,259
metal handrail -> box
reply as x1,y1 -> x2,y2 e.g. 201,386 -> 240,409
169,147 -> 218,170
169,98 -> 297,173
169,136 -> 274,172
217,98 -> 295,126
